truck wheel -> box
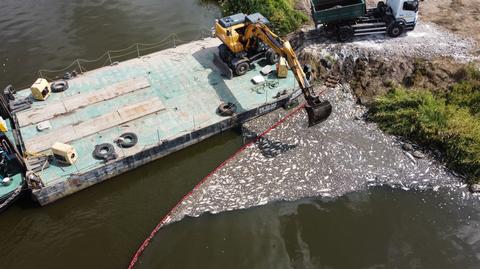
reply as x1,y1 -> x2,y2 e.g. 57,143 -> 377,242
337,26 -> 354,42
218,44 -> 230,62
265,49 -> 279,64
387,22 -> 404,37
374,1 -> 386,17
234,62 -> 249,76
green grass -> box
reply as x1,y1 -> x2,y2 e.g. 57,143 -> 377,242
369,65 -> 480,183
219,0 -> 308,35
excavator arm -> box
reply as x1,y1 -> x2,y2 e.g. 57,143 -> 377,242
243,23 -> 332,126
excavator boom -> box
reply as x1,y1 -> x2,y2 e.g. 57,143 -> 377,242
243,22 -> 332,126
214,13 -> 332,126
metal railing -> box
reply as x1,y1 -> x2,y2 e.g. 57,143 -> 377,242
37,30 -> 212,82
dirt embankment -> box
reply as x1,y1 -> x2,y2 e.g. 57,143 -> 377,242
301,52 -> 471,105
293,21 -> 476,104
290,0 -> 479,104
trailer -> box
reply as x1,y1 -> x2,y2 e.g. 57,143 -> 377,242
310,0 -> 419,41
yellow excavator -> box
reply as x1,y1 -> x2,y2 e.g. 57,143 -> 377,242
214,13 -> 332,127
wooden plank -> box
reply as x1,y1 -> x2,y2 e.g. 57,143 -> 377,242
24,98 -> 165,153
17,77 -> 150,127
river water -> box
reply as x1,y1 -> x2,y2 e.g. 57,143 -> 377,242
0,1 -> 479,269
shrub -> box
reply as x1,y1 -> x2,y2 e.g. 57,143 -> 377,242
219,0 -> 308,35
369,87 -> 480,183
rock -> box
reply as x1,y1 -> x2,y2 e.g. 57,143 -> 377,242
412,150 -> 426,159
402,143 -> 414,152
469,184 -> 480,193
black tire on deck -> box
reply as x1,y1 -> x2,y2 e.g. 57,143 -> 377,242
117,132 -> 138,148
387,21 -> 404,37
217,102 -> 237,116
93,143 -> 116,160
51,80 -> 69,93
337,26 -> 354,42
234,62 -> 249,76
265,49 -> 279,64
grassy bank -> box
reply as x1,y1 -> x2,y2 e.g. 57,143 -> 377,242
369,64 -> 480,183
218,0 -> 308,35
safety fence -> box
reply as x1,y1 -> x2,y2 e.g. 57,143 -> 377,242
37,30 -> 212,82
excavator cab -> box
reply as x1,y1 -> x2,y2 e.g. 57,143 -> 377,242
215,13 -> 270,55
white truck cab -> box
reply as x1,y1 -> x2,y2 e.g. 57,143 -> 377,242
387,0 -> 419,24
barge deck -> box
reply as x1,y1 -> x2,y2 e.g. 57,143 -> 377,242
9,38 -> 298,205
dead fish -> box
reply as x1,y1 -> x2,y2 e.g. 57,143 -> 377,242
404,152 -> 417,164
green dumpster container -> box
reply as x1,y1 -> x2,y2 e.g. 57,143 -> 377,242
310,0 -> 366,25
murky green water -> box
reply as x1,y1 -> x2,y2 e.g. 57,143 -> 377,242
140,189 -> 480,269
1,1 -> 479,269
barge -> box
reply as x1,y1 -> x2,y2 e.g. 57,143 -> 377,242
1,37 -> 299,207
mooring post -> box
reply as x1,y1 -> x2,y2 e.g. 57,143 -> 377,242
173,35 -> 176,48
107,51 -> 112,65
136,44 -> 140,58
76,59 -> 83,74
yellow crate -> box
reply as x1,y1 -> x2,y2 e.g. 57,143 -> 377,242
51,142 -> 78,165
31,78 -> 51,101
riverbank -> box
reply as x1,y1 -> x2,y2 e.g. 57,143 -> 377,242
217,0 -> 479,185
369,68 -> 480,184
293,20 -> 479,184
161,82 -> 468,226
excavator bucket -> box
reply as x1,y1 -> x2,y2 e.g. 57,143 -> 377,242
305,100 -> 332,127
